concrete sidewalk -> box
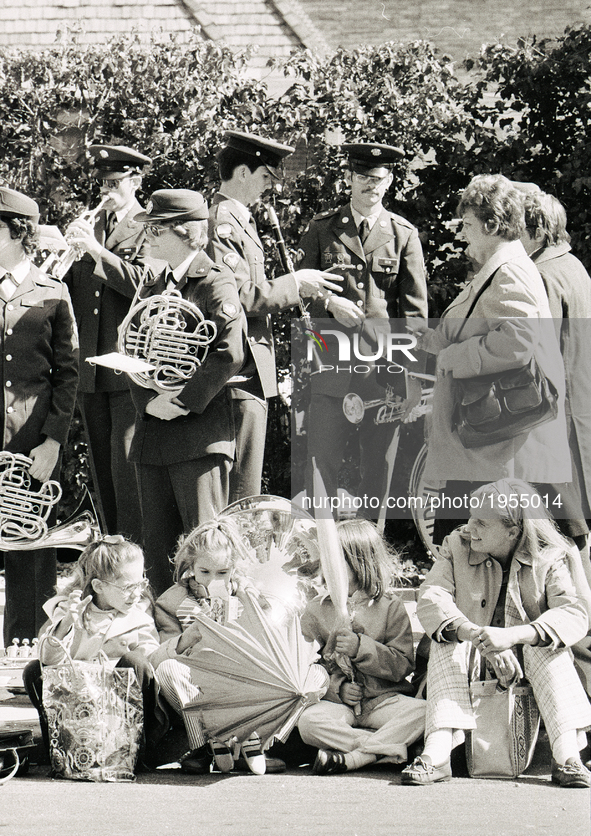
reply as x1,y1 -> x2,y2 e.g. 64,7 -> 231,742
1,576 -> 589,836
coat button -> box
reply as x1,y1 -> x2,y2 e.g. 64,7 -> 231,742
481,599 -> 486,607
5,381 -> 11,388
6,329 -> 12,335
357,282 -> 364,288
357,300 -> 364,308
6,406 -> 13,413
356,264 -> 363,271
485,559 -> 492,567
342,216 -> 349,223
7,304 -> 13,311
95,290 -> 100,297
93,308 -> 99,315
5,355 -> 11,361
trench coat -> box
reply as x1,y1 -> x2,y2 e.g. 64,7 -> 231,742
420,240 -> 570,484
417,528 -> 589,649
531,243 -> 591,511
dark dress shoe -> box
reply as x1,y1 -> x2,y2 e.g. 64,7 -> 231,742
313,749 -> 348,775
180,746 -> 212,775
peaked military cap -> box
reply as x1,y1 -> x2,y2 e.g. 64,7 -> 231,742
134,189 -> 209,224
89,145 -> 152,178
342,142 -> 404,174
0,187 -> 40,221
218,131 -> 294,170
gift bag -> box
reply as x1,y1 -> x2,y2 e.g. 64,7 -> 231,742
41,639 -> 144,782
466,676 -> 540,779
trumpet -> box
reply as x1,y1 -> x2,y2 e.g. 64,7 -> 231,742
0,453 -> 101,551
117,287 -> 218,391
40,196 -> 110,280
343,375 -> 435,425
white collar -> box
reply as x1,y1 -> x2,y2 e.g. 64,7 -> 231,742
350,202 -> 383,230
172,251 -> 198,283
0,258 -> 30,284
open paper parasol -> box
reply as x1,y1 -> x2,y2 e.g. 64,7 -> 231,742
180,591 -> 327,749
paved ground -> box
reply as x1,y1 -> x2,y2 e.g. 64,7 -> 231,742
1,579 -> 590,836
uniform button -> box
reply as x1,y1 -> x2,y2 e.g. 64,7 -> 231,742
95,290 -> 100,297
485,559 -> 492,567
6,406 -> 13,413
5,355 -> 11,361
5,381 -> 11,388
357,300 -> 364,308
357,282 -> 364,288
7,304 -> 13,311
342,216 -> 349,223
93,308 -> 99,315
481,599 -> 486,607
6,329 -> 12,335
356,265 -> 363,271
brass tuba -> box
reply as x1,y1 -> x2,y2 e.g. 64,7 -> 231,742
0,452 -> 101,551
40,196 -> 110,281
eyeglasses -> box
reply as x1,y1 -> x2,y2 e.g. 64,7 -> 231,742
144,224 -> 168,237
352,172 -> 390,186
102,578 -> 149,597
100,178 -> 130,189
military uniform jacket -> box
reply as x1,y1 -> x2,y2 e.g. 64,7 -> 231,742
129,250 -> 247,466
65,199 -> 149,393
298,203 -> 428,397
1,263 -> 79,451
207,193 -> 300,399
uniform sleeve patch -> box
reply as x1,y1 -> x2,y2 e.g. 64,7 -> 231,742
222,302 -> 237,317
216,223 -> 234,239
222,252 -> 240,272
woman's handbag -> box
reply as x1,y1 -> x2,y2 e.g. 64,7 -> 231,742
451,269 -> 558,448
40,637 -> 144,782
466,652 -> 540,779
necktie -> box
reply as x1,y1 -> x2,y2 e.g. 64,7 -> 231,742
105,212 -> 117,239
0,272 -> 17,301
359,218 -> 370,245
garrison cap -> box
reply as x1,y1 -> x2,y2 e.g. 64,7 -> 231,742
134,189 -> 209,224
342,142 -> 404,175
0,187 -> 40,222
218,131 -> 294,172
89,145 -> 152,178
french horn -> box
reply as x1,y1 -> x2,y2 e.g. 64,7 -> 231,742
117,287 -> 218,391
0,452 -> 100,551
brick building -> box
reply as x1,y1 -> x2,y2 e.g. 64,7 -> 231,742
2,1 -> 590,75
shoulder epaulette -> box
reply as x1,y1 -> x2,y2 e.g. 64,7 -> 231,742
311,207 -> 341,222
387,211 -> 417,231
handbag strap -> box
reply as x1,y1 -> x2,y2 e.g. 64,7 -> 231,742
454,267 -> 501,343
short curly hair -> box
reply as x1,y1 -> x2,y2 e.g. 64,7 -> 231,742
523,192 -> 569,248
0,215 -> 39,256
457,175 -> 526,241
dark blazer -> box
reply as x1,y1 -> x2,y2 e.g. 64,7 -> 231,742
65,199 -> 149,393
207,193 -> 300,399
298,203 -> 428,397
1,263 -> 79,451
129,250 -> 246,466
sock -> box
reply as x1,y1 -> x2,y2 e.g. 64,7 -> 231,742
552,730 -> 581,766
344,750 -> 378,771
420,729 -> 453,768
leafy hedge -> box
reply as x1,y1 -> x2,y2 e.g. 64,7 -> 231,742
0,26 -> 589,555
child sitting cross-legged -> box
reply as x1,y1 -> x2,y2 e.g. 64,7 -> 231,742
298,518 -> 426,774
151,518 -> 286,775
